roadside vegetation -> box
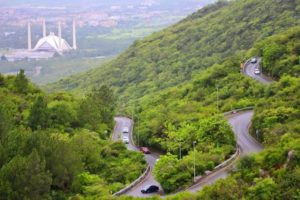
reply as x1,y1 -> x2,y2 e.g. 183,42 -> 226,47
47,0 -> 300,196
248,26 -> 300,79
113,27 -> 300,200
1,0 -> 299,199
0,71 -> 146,199
48,0 -> 299,98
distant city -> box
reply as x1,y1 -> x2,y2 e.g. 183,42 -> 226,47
0,0 -> 215,51
0,0 -> 216,84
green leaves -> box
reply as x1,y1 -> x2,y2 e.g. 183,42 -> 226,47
246,178 -> 279,200
14,69 -> 29,94
0,149 -> 52,200
28,96 -> 49,130
78,85 -> 116,133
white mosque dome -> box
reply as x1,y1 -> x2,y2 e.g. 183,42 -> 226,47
33,32 -> 72,53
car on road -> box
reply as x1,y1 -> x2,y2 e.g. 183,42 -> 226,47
123,136 -> 129,144
141,185 -> 159,194
254,68 -> 261,75
140,147 -> 151,154
122,127 -> 129,133
251,57 -> 257,64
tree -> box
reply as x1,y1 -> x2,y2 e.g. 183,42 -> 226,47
0,105 -> 12,141
154,153 -> 191,193
246,178 -> 280,200
198,177 -> 244,200
45,134 -> 83,191
28,96 -> 49,130
14,69 -> 29,94
0,74 -> 5,86
0,149 -> 52,200
78,85 -> 116,132
197,116 -> 235,147
48,101 -> 77,129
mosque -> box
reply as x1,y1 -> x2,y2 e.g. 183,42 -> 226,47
4,19 -> 77,62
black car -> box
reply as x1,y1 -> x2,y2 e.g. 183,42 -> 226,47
141,185 -> 159,194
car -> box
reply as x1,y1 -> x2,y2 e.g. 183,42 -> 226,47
123,136 -> 129,144
122,127 -> 129,133
251,57 -> 257,64
141,185 -> 159,194
140,147 -> 151,154
254,68 -> 261,75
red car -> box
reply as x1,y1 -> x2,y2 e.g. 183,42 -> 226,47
140,147 -> 151,154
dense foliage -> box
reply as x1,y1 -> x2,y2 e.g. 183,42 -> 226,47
113,30 -> 300,199
249,26 -> 300,79
0,72 -> 146,199
46,0 -> 300,195
49,0 -> 299,100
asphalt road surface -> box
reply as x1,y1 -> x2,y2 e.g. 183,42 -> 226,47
113,117 -> 161,197
244,58 -> 273,84
187,111 -> 263,192
111,57 -> 270,197
113,111 -> 263,196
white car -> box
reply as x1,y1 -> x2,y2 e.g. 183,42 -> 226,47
122,127 -> 129,133
251,58 -> 257,64
123,136 -> 129,144
254,68 -> 261,75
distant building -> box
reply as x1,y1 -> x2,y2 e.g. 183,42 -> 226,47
29,19 -> 77,54
33,32 -> 72,53
3,19 -> 77,62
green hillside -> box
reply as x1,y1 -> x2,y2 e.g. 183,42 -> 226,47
48,0 -> 299,100
46,0 -> 300,195
1,0 -> 299,199
0,72 -> 146,199
249,26 -> 300,79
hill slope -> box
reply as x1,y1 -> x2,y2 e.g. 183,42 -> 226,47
48,0 -> 299,100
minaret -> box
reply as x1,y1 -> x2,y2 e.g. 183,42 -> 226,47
43,19 -> 46,37
58,21 -> 62,51
27,22 -> 32,51
72,19 -> 77,50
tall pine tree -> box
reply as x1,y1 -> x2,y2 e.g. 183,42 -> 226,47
28,96 -> 49,130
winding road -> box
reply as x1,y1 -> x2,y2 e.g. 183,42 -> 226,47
113,111 -> 263,197
113,117 -> 161,197
244,58 -> 273,85
112,57 -> 271,197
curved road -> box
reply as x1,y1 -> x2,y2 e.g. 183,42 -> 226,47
113,111 -> 263,196
113,117 -> 161,197
187,111 -> 263,192
112,57 -> 271,197
244,58 -> 273,85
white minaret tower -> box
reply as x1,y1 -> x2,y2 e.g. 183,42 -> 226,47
72,19 -> 77,50
58,21 -> 62,51
43,19 -> 46,38
27,22 -> 32,51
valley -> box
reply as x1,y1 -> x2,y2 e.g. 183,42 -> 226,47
0,0 -> 299,199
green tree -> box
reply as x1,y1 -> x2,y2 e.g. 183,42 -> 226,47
14,69 -> 29,94
246,178 -> 280,200
78,85 -> 116,132
198,177 -> 244,200
0,74 -> 5,86
39,133 -> 84,191
197,116 -> 235,147
48,101 -> 77,129
154,153 -> 191,193
0,105 -> 12,141
0,149 -> 52,200
28,96 -> 49,130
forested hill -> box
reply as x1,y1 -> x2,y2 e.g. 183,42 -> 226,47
48,0 -> 299,100
0,72 -> 146,199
